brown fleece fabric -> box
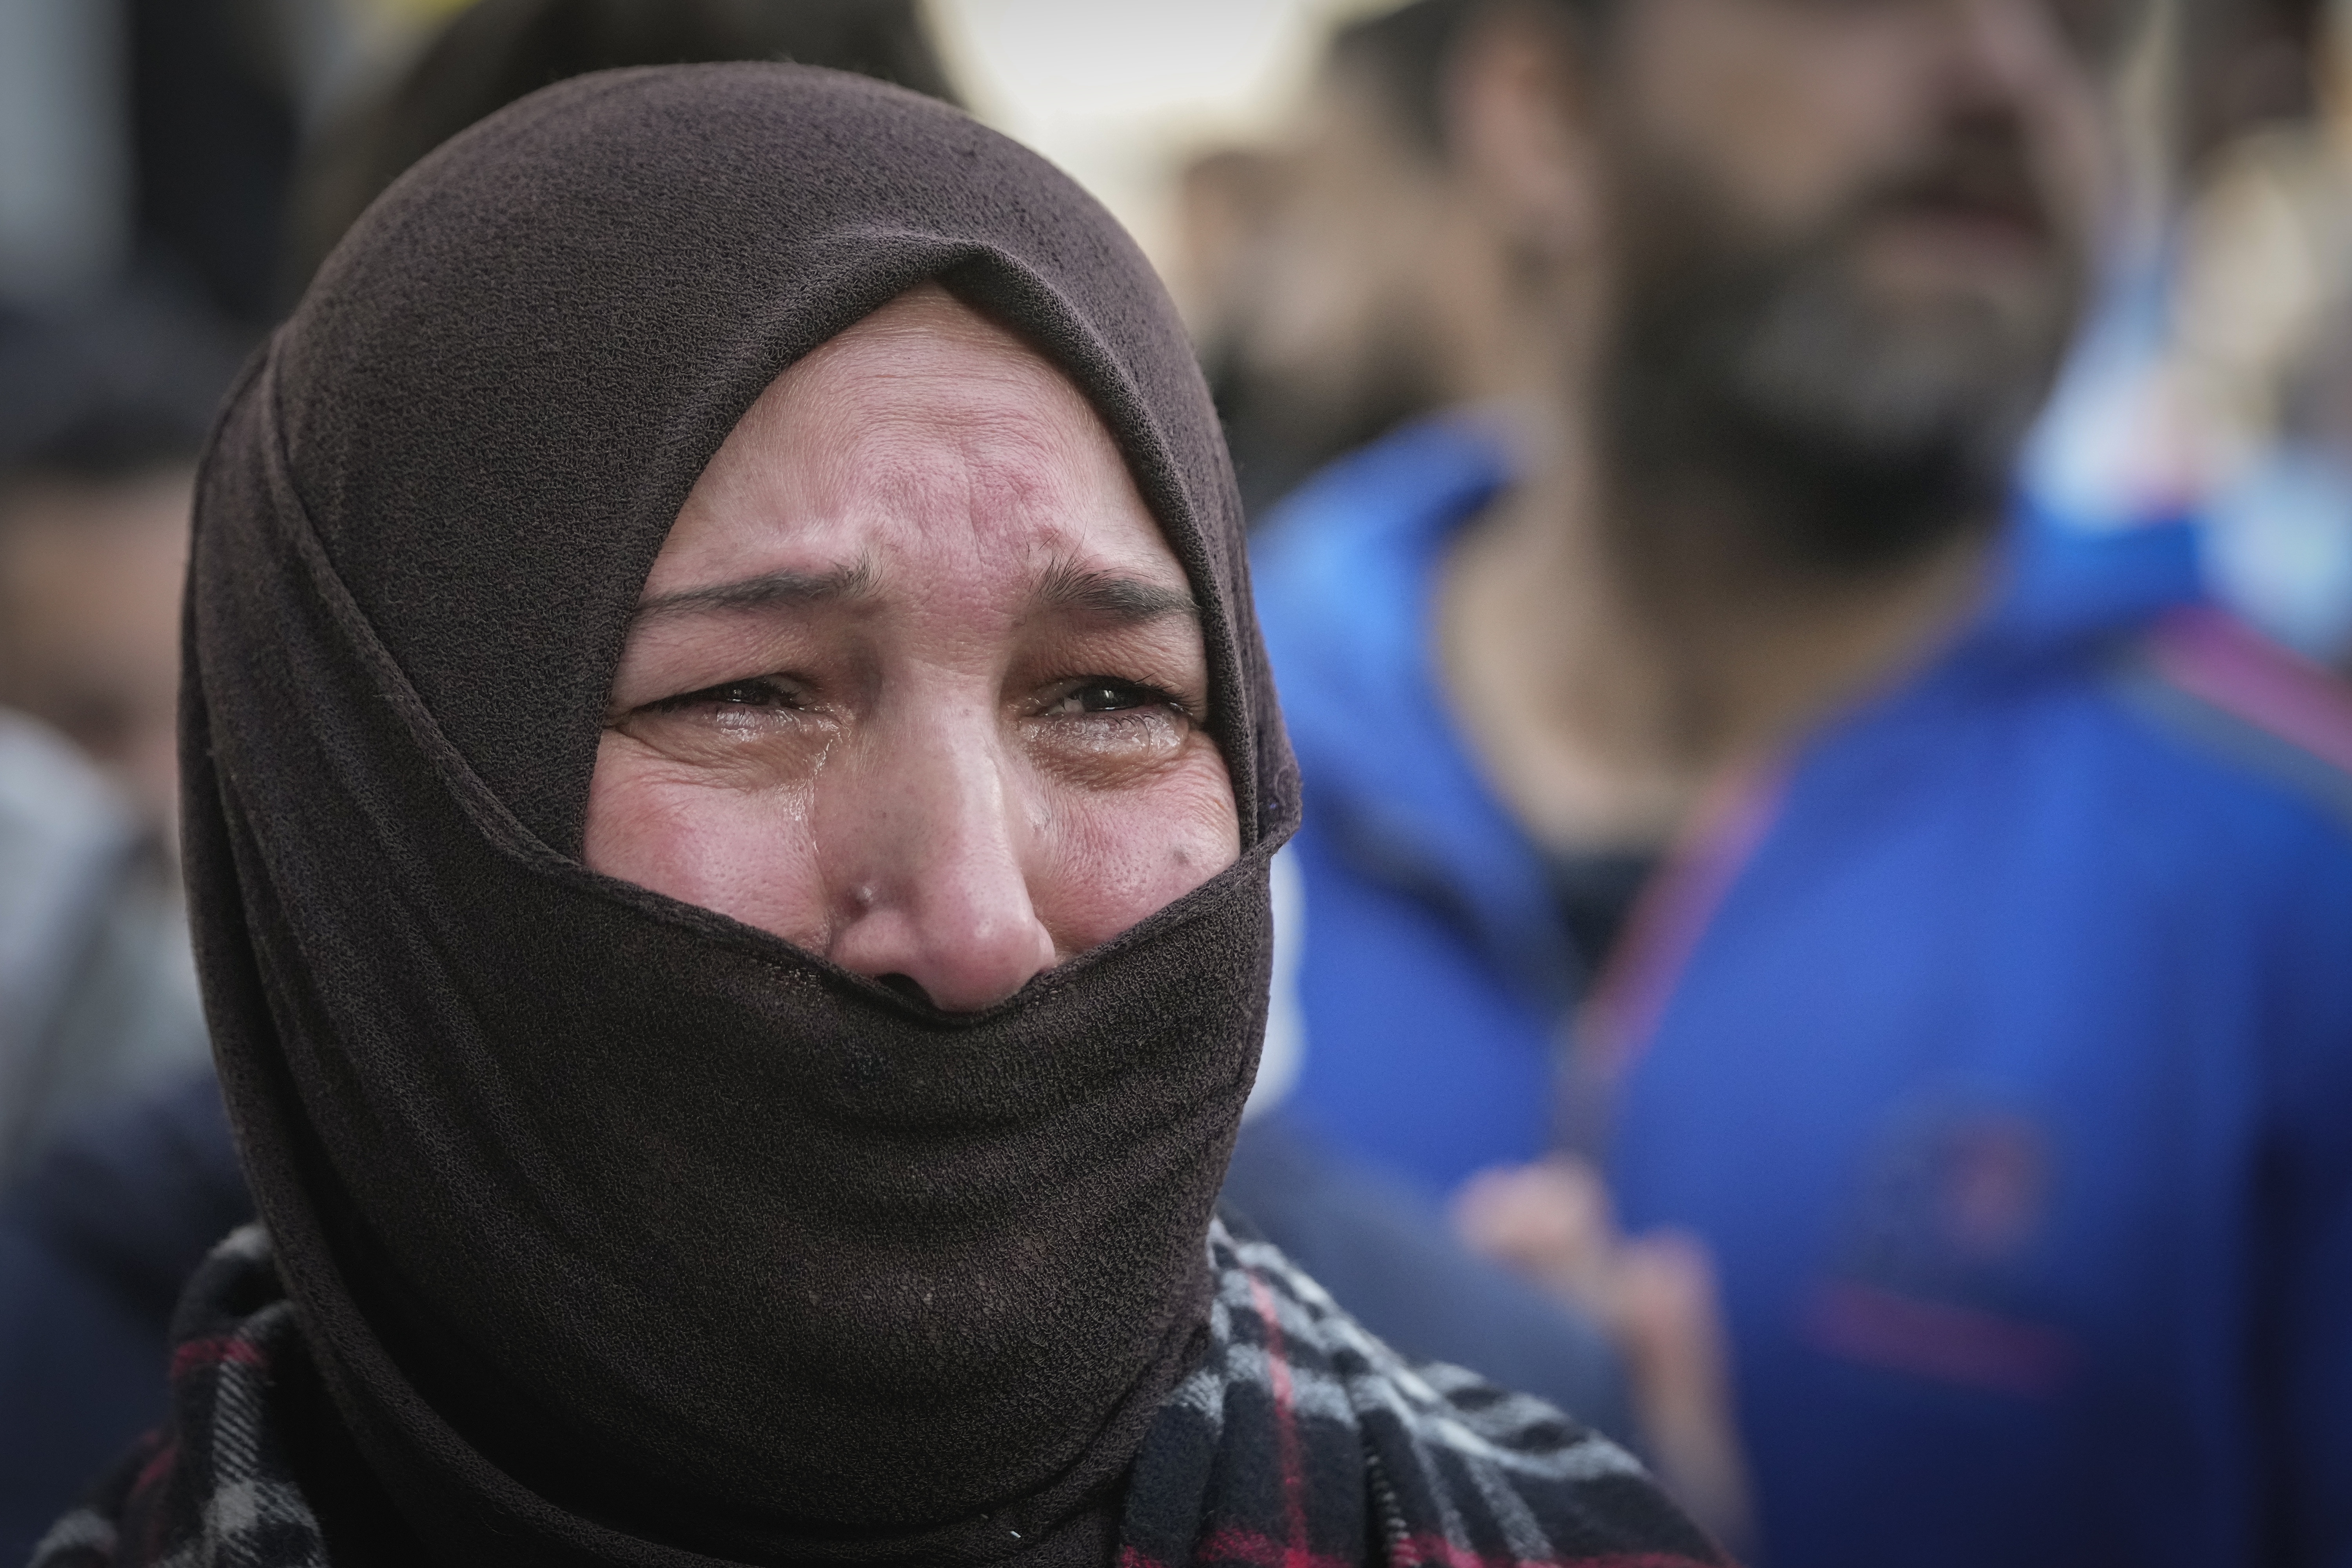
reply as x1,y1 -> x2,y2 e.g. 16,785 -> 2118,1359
182,65 -> 1296,1568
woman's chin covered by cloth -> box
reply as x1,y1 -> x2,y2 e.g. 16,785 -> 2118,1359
30,64 -> 1726,1568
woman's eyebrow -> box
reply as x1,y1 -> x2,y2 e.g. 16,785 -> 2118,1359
1032,559 -> 1199,624
632,560 -> 879,623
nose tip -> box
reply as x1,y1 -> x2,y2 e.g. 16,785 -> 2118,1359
822,740 -> 1059,1012
849,897 -> 1057,1012
836,898 -> 1058,1012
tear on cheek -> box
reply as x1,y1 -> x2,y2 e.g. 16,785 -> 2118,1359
1031,719 -> 1190,790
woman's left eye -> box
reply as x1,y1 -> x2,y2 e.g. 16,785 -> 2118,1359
1044,680 -> 1176,717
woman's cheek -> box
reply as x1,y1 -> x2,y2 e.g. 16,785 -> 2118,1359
584,735 -> 830,946
1033,744 -> 1241,951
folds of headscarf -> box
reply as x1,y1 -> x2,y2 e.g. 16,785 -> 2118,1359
181,65 -> 1297,1567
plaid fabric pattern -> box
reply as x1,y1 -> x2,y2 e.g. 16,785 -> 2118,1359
33,1223 -> 1721,1568
30,1227 -> 325,1568
1122,1222 -> 1725,1568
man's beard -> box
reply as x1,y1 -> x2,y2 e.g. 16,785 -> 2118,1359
1596,116 -> 2084,579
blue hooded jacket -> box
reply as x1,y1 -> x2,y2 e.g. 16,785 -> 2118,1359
1254,416 -> 2352,1568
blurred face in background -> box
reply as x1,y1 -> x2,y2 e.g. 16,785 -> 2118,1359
1181,89 -> 1457,495
1575,0 -> 2130,565
1181,44 -> 1524,516
0,469 -> 193,836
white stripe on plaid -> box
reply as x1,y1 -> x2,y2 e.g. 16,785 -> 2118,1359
1219,1225 -> 1649,1485
29,1508 -> 118,1562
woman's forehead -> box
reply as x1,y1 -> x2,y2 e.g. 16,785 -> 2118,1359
650,285 -> 1189,604
773,282 -> 1083,416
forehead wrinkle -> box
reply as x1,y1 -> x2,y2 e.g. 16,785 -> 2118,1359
673,295 -> 1180,637
829,399 -> 1087,526
785,336 -> 1108,507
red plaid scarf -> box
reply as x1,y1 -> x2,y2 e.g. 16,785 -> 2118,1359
34,1225 -> 1723,1568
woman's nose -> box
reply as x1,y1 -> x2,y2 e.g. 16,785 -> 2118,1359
821,717 -> 1058,1012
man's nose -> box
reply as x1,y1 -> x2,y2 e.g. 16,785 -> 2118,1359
820,711 -> 1058,1012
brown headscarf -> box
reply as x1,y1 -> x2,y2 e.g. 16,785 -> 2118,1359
183,65 -> 1295,1567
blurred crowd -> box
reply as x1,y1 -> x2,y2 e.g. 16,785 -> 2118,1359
3,1 -> 2350,1565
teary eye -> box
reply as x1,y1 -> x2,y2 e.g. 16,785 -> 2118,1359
648,677 -> 802,714
1046,680 -> 1176,717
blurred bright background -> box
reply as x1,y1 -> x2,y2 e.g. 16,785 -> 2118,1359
932,0 -> 1399,274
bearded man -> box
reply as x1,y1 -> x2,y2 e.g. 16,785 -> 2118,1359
1249,0 -> 2352,1562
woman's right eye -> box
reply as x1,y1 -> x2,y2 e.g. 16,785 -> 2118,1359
608,673 -> 831,769
647,678 -> 802,715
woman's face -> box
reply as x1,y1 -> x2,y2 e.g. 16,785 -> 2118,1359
585,285 -> 1241,1011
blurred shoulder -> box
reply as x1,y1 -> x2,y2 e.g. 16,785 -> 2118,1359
2112,605 -> 2352,839
1251,416 -> 1514,628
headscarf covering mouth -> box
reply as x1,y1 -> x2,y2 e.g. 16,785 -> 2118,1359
183,63 -> 1296,1566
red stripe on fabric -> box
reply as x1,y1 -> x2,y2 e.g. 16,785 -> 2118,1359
1244,1271 -> 1319,1568
2146,606 -> 2352,775
1118,1548 -> 1166,1568
130,1437 -> 178,1499
1579,764 -> 1790,1073
1805,1279 -> 2076,1398
1194,1526 -> 1353,1568
169,1335 -> 269,1380
1390,1543 -> 1719,1568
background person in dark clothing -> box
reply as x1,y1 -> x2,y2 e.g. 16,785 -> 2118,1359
0,347 -> 223,838
0,1077 -> 246,1566
0,348 -> 232,1186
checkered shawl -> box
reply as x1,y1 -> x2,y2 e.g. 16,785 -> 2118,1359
1124,1223 -> 1724,1568
33,1223 -> 1722,1568
31,1227 -> 319,1568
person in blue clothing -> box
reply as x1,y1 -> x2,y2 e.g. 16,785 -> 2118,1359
1254,0 -> 2352,1564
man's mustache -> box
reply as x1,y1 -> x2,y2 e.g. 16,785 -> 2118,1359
1841,128 -> 2055,249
